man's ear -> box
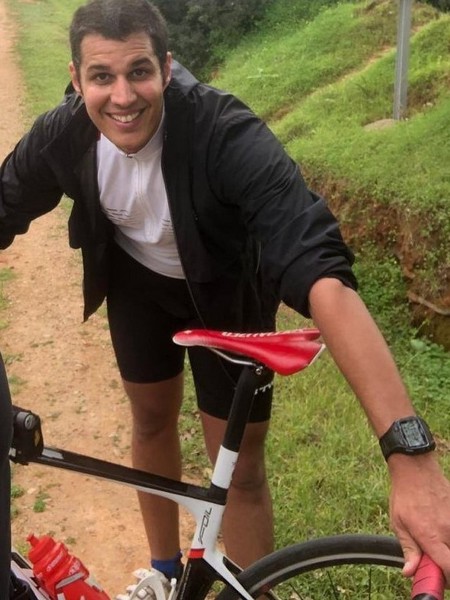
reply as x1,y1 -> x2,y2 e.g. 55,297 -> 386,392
163,52 -> 173,90
69,61 -> 82,95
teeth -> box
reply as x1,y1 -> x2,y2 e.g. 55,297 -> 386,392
111,112 -> 140,123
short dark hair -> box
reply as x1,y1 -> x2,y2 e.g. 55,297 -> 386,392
70,0 -> 168,72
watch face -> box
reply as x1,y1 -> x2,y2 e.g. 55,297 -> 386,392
380,416 -> 435,460
401,419 -> 426,447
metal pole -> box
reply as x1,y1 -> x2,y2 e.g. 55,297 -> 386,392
393,0 -> 413,120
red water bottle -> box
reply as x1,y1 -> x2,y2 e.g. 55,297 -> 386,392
27,533 -> 111,599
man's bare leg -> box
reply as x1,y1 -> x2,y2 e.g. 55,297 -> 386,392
200,411 -> 274,568
124,373 -> 183,560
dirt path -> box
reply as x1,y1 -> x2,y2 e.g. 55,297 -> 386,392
0,1 -> 194,596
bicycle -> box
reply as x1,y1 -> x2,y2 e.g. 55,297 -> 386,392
8,327 -> 445,599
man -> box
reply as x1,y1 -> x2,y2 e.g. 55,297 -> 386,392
1,0 -> 450,597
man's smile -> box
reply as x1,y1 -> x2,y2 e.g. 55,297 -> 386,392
109,109 -> 144,123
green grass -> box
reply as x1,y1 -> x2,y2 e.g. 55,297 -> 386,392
7,0 -> 85,113
270,246 -> 450,545
213,1 -> 450,293
6,0 -> 450,559
213,2 -> 439,119
269,342 -> 380,541
273,17 -> 450,210
215,2 -> 450,217
0,268 -> 15,318
33,489 -> 50,513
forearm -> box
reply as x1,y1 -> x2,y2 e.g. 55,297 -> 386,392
309,278 -> 450,579
308,277 -> 416,437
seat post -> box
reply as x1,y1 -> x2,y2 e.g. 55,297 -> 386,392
221,363 -> 268,453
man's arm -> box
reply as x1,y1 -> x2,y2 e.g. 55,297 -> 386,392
0,106 -> 68,250
308,276 -> 450,582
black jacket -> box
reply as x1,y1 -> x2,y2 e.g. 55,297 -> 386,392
0,62 -> 356,329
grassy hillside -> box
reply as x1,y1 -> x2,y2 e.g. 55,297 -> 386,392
213,1 -> 450,334
5,0 -> 450,553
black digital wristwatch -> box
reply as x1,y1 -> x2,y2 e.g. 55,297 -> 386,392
379,416 -> 436,461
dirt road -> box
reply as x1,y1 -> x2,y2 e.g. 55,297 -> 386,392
0,1 -> 193,595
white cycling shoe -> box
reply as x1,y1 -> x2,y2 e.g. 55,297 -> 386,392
116,568 -> 177,600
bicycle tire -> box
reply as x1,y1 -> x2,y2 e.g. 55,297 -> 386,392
216,534 -> 406,599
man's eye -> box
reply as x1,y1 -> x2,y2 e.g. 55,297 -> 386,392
131,68 -> 151,79
94,73 -> 111,83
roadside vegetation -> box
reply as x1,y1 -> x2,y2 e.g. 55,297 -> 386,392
214,2 -> 450,306
5,0 -> 449,552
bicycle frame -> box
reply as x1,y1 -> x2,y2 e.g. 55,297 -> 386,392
9,327 -> 444,600
11,363 -> 269,600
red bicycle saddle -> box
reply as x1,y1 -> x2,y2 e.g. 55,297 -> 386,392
172,328 -> 325,375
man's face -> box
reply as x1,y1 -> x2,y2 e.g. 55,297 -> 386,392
70,32 -> 171,154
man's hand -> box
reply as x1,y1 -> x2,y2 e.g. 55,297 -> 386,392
388,453 -> 450,585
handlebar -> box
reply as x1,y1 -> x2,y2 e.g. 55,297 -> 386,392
411,554 -> 445,600
10,406 -> 44,464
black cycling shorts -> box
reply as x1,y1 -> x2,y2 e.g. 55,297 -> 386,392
106,244 -> 273,422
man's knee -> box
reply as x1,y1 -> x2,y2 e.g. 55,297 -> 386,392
231,455 -> 268,495
130,398 -> 179,440
132,411 -> 180,444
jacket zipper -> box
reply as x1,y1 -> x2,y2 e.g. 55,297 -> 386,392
161,155 -> 208,330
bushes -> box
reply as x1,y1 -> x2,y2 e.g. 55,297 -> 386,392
422,0 -> 450,11
152,0 -> 448,79
152,0 -> 272,79
153,0 -> 377,80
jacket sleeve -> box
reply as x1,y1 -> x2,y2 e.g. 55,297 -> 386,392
0,111 -> 64,249
208,98 -> 357,317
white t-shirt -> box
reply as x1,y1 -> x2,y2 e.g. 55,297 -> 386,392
96,117 -> 184,279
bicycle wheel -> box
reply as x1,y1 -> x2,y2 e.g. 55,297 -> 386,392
216,534 -> 406,599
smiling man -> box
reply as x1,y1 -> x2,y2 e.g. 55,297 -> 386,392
2,1 -> 450,599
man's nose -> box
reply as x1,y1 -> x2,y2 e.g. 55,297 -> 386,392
110,77 -> 137,106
